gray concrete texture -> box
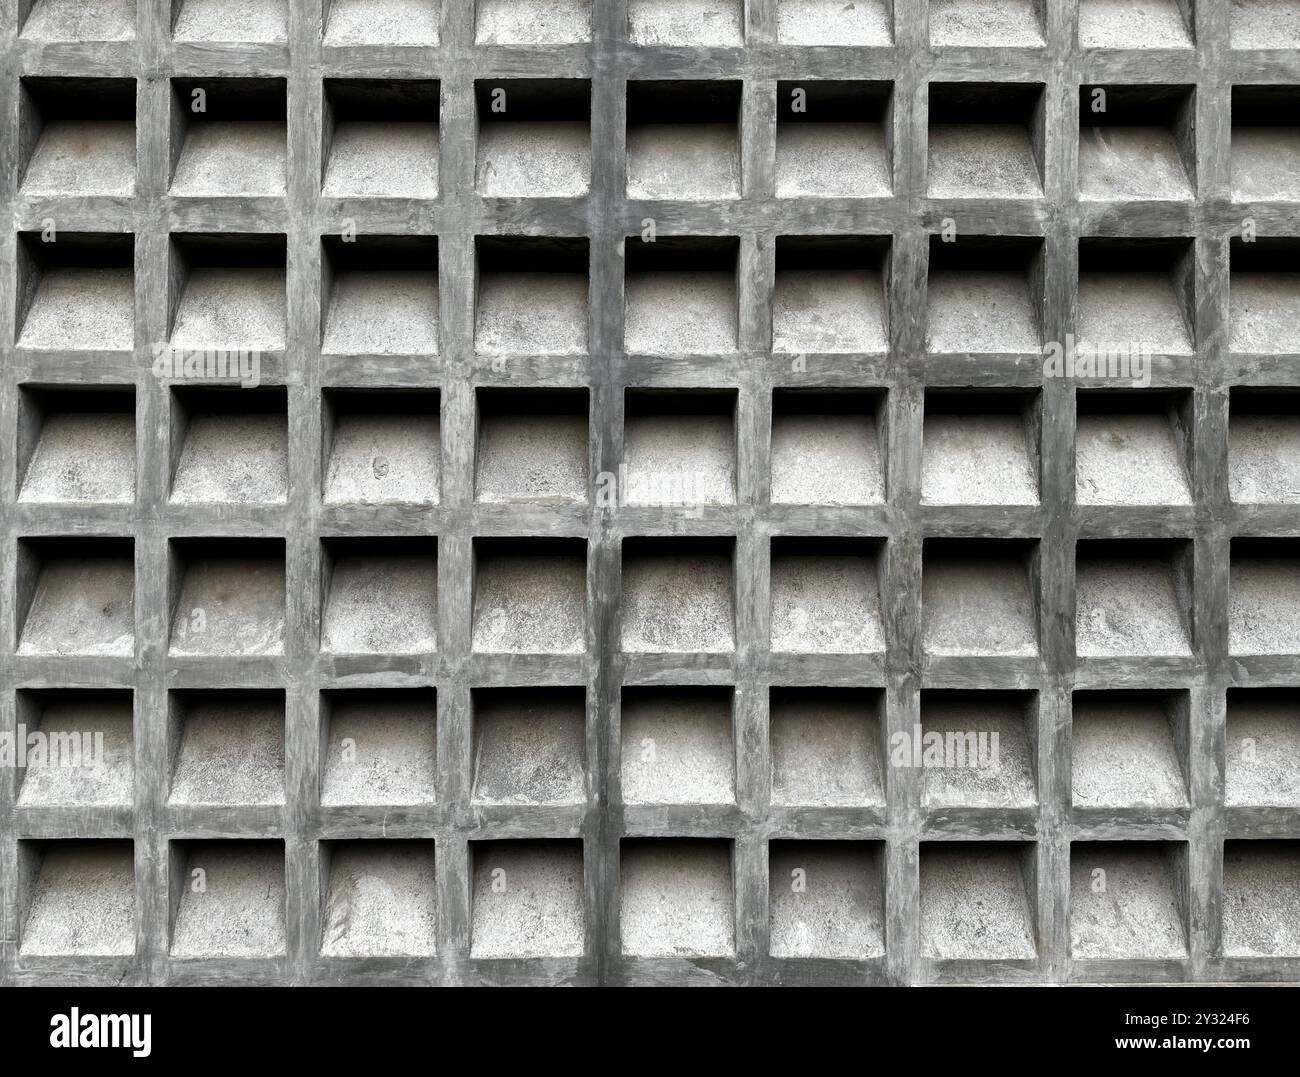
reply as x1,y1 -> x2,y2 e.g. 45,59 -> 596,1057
2,0 -> 1300,988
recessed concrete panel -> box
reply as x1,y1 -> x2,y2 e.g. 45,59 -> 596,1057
476,0 -> 590,43
473,690 -> 586,805
926,271 -> 1040,353
769,842 -> 885,960
321,544 -> 438,655
928,126 -> 1041,199
920,693 -> 1037,808
770,691 -> 885,807
1222,842 -> 1300,957
21,842 -> 135,956
1072,694 -> 1188,809
621,546 -> 734,653
930,0 -> 1043,46
770,544 -> 885,655
476,413 -> 588,504
322,842 -> 437,957
1229,548 -> 1300,655
171,413 -> 288,505
470,842 -> 585,958
324,272 -> 439,354
775,0 -> 891,44
20,412 -> 136,503
325,408 -> 441,505
170,268 -> 286,351
1226,694 -> 1300,806
1075,546 -> 1192,657
922,547 -> 1038,657
174,0 -> 287,42
623,411 -> 735,506
772,270 -> 888,353
620,689 -> 734,805
920,843 -> 1037,960
171,843 -> 286,958
325,0 -> 439,45
18,546 -> 135,657
1230,0 -> 1300,49
625,272 -> 737,354
1080,0 -> 1192,48
17,693 -> 135,808
922,413 -> 1038,505
23,0 -> 136,40
169,545 -> 286,656
321,692 -> 437,807
1070,843 -> 1187,959
169,693 -> 285,807
24,121 -> 135,196
1076,413 -> 1192,506
771,411 -> 885,506
1230,412 -> 1300,503
620,840 -> 734,957
472,544 -> 587,654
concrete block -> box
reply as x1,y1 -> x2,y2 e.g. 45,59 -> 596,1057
20,842 -> 135,956
470,842 -> 585,958
1075,543 -> 1193,657
476,273 -> 588,355
625,271 -> 736,354
769,541 -> 885,655
171,268 -> 287,351
620,688 -> 734,805
771,405 -> 885,506
472,541 -> 587,654
920,843 -> 1037,960
168,692 -> 285,807
19,395 -> 136,504
23,122 -> 135,196
321,691 -> 437,807
325,124 -> 438,198
1222,842 -> 1300,957
1078,86 -> 1195,201
1076,274 -> 1193,354
620,840 -> 733,957
929,0 -> 1043,46
171,842 -> 286,958
168,541 -> 286,656
472,689 -> 586,805
922,543 -> 1039,657
1230,0 -> 1300,49
324,0 -> 440,45
1080,0 -> 1193,48
1076,411 -> 1192,506
1228,543 -> 1300,655
1070,843 -> 1187,959
927,271 -> 1040,353
20,267 -> 135,350
475,393 -> 588,504
173,122 -> 286,196
1230,405 -> 1300,504
174,0 -> 287,42
321,842 -> 437,957
623,397 -> 735,506
325,394 -> 441,505
476,0 -> 590,43
920,692 -> 1037,808
325,271 -> 439,354
1071,693 -> 1188,809
171,408 -> 288,505
770,690 -> 885,807
922,409 -> 1039,505
1226,692 -> 1300,806
774,0 -> 891,44
769,842 -> 885,959
321,541 -> 438,655
17,692 -> 134,808
628,0 -> 743,45
621,543 -> 734,653
1231,92 -> 1300,200
772,271 -> 888,353
18,540 -> 135,657
23,0 -> 135,40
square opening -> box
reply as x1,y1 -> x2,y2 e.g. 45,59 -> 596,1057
172,0 -> 287,41
1227,689 -> 1300,806
321,688 -> 437,806
1080,0 -> 1193,48
771,390 -> 886,506
1229,537 -> 1300,655
919,690 -> 1037,808
1230,236 -> 1300,354
922,389 -> 1040,505
474,236 -> 589,356
775,0 -> 892,44
475,79 -> 590,197
321,841 -> 436,957
1070,841 -> 1188,959
629,0 -> 743,44
625,236 -> 738,354
322,235 -> 438,355
930,0 -> 1045,46
620,839 -> 734,957
770,537 -> 886,655
167,689 -> 285,806
769,687 -> 885,807
16,232 -> 134,350
920,842 -> 1037,959
321,537 -> 438,655
1230,0 -> 1300,49
170,78 -> 286,197
626,81 -> 742,200
620,686 -> 735,805
471,537 -> 587,654
1075,539 -> 1194,657
475,388 -> 588,504
926,235 -> 1045,353
623,389 -> 736,506
168,537 -> 286,656
167,232 -> 287,351
773,236 -> 889,352
15,689 -> 134,808
1077,237 -> 1195,355
17,385 -> 135,503
325,0 -> 440,45
476,0 -> 590,43
469,840 -> 585,958
1076,390 -> 1193,505
927,82 -> 1045,199
323,79 -> 439,198
775,82 -> 892,198
18,840 -> 135,956
168,386 -> 287,504
472,687 -> 586,805
1071,690 -> 1190,808
769,841 -> 885,959
1230,389 -> 1300,504
169,841 -> 286,958
324,389 -> 440,505
1079,84 -> 1195,201
16,536 -> 135,657
22,0 -> 135,40
1231,85 -> 1300,200
621,537 -> 735,653
922,538 -> 1040,657
19,77 -> 135,196
1223,841 -> 1300,957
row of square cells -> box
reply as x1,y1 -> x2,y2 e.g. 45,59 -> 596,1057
15,835 -> 1300,962
12,686 -> 1300,811
17,385 -> 1300,508
22,0 -> 1300,50
11,533 -> 1300,657
17,232 -> 1300,356
17,77 -> 1300,202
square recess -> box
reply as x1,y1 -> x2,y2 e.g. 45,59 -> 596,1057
620,839 -> 734,957
919,691 -> 1037,808
623,389 -> 735,506
321,538 -> 438,655
19,841 -> 135,956
18,386 -> 135,504
1076,390 -> 1193,506
773,237 -> 889,352
620,686 -> 735,805
1226,690 -> 1300,806
1070,843 -> 1188,959
771,390 -> 886,506
769,842 -> 885,960
926,236 -> 1044,353
1079,85 -> 1195,201
16,232 -> 135,351
930,0 -> 1044,46
626,81 -> 741,200
476,0 -> 590,43
776,83 -> 892,199
1071,691 -> 1189,809
475,236 -> 589,356
475,388 -> 588,504
472,538 -> 587,654
1075,540 -> 1193,657
775,0 -> 892,44
167,690 -> 285,807
1231,0 -> 1300,49
621,538 -> 735,653
1230,390 -> 1300,503
321,841 -> 437,957
168,538 -> 286,656
770,688 -> 885,807
22,0 -> 135,41
1222,841 -> 1300,957
325,0 -> 439,45
173,0 -> 287,42
169,387 -> 287,504
475,79 -> 590,197
770,537 -> 886,655
17,537 -> 134,657
170,78 -> 286,197
167,233 -> 287,352
322,236 -> 438,355
922,390 -> 1040,505
170,841 -> 286,958
19,77 -> 135,196
470,841 -> 585,958
922,539 -> 1039,658
1080,0 -> 1193,48
1229,539 -> 1300,655
1230,238 -> 1300,354
1077,238 -> 1195,355
920,842 -> 1037,959
323,80 -> 439,198
16,690 -> 134,808
629,0 -> 743,44
472,687 -> 586,805
1232,86 -> 1300,201
321,689 -> 437,807
928,83 -> 1045,199
625,236 -> 738,354
325,390 -> 440,505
